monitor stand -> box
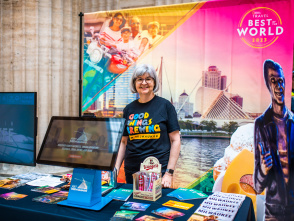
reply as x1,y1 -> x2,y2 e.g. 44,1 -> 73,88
58,168 -> 112,210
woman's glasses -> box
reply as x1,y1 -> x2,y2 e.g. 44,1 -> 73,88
136,77 -> 153,84
114,17 -> 123,22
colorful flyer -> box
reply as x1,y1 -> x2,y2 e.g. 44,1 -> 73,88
135,215 -> 172,221
120,201 -> 151,211
163,200 -> 194,210
0,192 -> 27,200
31,185 -> 60,194
151,207 -> 185,219
0,178 -> 22,190
113,210 -> 139,220
32,191 -> 68,204
188,212 -> 219,221
167,188 -> 208,200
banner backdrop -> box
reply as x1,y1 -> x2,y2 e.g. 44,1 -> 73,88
83,0 -> 294,217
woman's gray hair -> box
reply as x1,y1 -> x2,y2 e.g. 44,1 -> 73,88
130,64 -> 160,93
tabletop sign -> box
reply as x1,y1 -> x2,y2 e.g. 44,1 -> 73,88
133,156 -> 162,201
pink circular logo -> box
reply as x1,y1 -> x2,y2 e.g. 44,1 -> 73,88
237,7 -> 283,48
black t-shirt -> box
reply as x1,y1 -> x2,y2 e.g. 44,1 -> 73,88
122,95 -> 180,172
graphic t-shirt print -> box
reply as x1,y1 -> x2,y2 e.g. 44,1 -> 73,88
126,112 -> 161,140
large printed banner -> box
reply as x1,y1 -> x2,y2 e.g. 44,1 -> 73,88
83,0 -> 294,218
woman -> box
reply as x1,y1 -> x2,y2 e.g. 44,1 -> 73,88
115,64 -> 181,188
100,12 -> 126,47
139,21 -> 163,52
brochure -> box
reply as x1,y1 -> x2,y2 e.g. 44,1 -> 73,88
120,201 -> 151,211
135,215 -> 172,220
163,200 -> 194,210
31,185 -> 61,194
0,178 -> 22,189
0,192 -> 27,200
151,207 -> 185,219
26,176 -> 64,187
188,212 -> 219,221
106,188 -> 133,201
11,172 -> 51,183
32,191 -> 68,204
113,210 -> 139,220
167,188 -> 208,200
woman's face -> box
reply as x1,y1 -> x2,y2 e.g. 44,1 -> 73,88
148,25 -> 159,38
135,73 -> 155,96
113,15 -> 123,28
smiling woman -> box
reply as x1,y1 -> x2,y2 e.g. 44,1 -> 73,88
115,64 -> 181,188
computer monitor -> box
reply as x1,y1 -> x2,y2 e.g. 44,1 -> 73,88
0,92 -> 37,166
36,116 -> 125,171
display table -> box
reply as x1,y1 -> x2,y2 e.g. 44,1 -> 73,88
0,184 -> 255,220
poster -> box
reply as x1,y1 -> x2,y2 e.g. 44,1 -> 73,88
82,0 -> 294,218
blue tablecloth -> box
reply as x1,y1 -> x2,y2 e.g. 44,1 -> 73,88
0,183 -> 255,220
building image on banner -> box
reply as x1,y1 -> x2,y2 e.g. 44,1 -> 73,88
82,0 -> 294,219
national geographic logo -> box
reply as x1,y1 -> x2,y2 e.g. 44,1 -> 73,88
237,7 -> 283,48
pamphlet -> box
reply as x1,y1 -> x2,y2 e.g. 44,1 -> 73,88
120,201 -> 151,211
188,212 -> 219,221
167,188 -> 208,200
32,191 -> 68,204
151,207 -> 185,219
135,215 -> 172,220
11,172 -> 51,183
0,178 -> 22,189
162,200 -> 194,210
113,210 -> 139,220
31,185 -> 61,194
106,188 -> 133,201
0,192 -> 27,200
26,176 -> 64,187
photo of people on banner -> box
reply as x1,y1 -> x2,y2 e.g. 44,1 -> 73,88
83,11 -> 170,113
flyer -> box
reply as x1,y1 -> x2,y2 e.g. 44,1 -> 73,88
106,188 -> 133,201
120,201 -> 151,211
151,207 -> 185,219
113,210 -> 139,220
167,188 -> 208,200
162,200 -> 194,210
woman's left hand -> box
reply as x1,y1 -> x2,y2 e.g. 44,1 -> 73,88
161,173 -> 172,188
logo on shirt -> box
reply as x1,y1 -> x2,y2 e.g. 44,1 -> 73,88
126,112 -> 161,140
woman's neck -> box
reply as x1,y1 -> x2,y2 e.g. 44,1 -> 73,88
110,26 -> 120,31
138,93 -> 155,103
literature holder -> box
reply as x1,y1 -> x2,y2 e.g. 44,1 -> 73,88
58,168 -> 112,210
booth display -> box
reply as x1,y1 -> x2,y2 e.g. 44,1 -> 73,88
0,92 -> 37,166
36,116 -> 125,210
